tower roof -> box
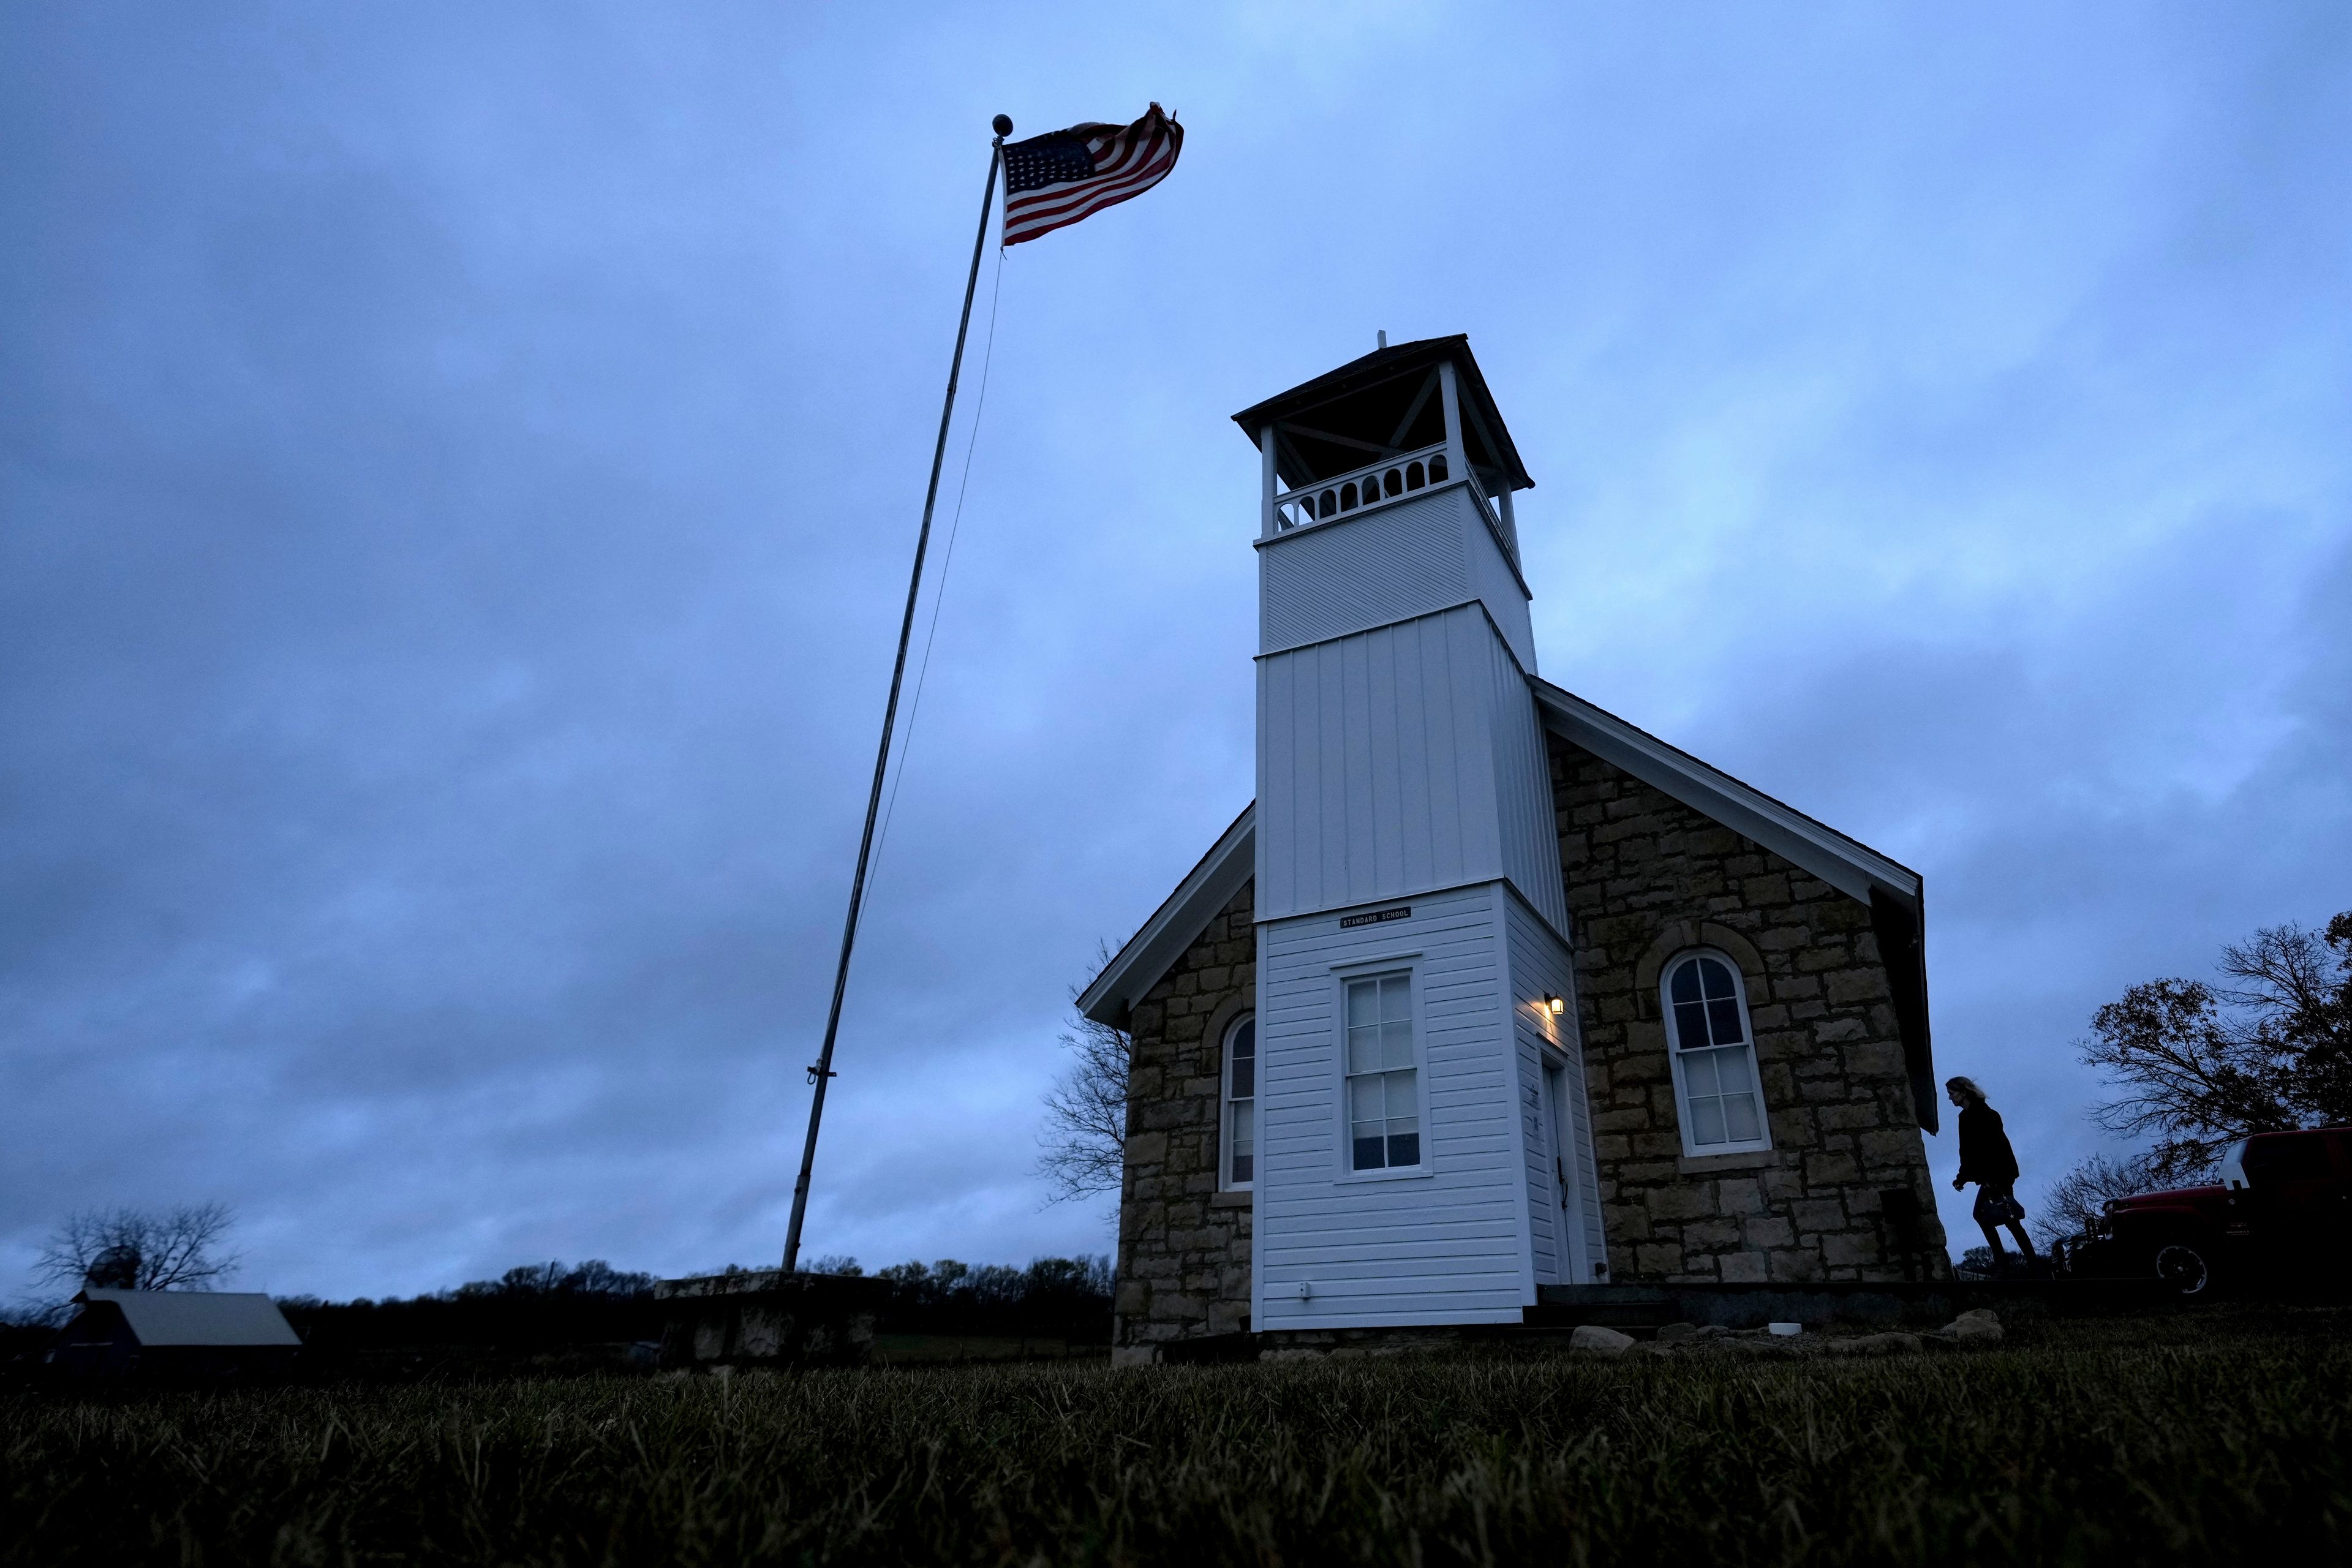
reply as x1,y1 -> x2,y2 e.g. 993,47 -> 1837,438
1231,334 -> 1533,493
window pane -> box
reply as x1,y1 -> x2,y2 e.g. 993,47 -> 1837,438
1706,998 -> 1744,1045
1231,1151 -> 1253,1184
1387,1129 -> 1420,1167
2245,1137 -> 2331,1180
1231,1057 -> 1254,1099
1713,1048 -> 1752,1095
1673,1000 -> 1710,1050
1691,1095 -> 1728,1146
1343,974 -> 1417,1172
1683,1048 -> 1721,1098
1231,1019 -> 1255,1059
1698,958 -> 1736,1001
1724,1092 -> 1762,1144
1669,960 -> 1701,1006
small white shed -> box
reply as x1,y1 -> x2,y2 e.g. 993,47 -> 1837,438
50,1288 -> 301,1376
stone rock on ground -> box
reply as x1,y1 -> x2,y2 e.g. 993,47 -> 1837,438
1570,1325 -> 1637,1357
1654,1321 -> 1701,1343
1932,1308 -> 2003,1346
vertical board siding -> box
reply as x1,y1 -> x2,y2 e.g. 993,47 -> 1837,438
1256,603 -> 1568,935
1485,640 -> 1574,938
1258,605 -> 1525,923
1253,884 -> 1532,1328
1506,892 -> 1606,1275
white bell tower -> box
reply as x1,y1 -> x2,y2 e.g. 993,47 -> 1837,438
1234,336 -> 1607,1330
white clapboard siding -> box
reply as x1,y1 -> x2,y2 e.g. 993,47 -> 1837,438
1505,891 -> 1606,1281
1253,884 -> 1536,1329
1256,604 -> 1569,937
1259,484 -> 1534,669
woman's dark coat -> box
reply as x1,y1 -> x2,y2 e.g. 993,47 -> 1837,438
1956,1101 -> 2020,1186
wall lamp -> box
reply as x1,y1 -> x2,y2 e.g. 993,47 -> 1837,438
1544,994 -> 1566,1017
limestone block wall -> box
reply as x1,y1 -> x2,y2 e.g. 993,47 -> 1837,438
1110,882 -> 1256,1362
1550,737 -> 1951,1283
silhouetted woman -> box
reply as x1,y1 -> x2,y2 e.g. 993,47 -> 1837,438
1948,1076 -> 2037,1270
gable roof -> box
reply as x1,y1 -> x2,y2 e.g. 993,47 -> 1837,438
1076,682 -> 1924,1031
1531,679 -> 1921,912
77,1289 -> 301,1347
1076,804 -> 1253,1027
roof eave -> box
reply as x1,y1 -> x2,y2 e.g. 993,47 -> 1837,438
1077,804 -> 1256,1027
1231,336 -> 1532,492
1530,678 -> 1922,911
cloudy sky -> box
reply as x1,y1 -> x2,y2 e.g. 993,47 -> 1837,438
5,4 -> 2347,1302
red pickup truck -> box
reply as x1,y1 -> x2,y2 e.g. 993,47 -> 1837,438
2066,1127 -> 2352,1295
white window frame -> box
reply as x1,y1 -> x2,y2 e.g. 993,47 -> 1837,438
1218,1012 -> 1257,1192
1659,948 -> 1772,1158
1330,961 -> 1428,1180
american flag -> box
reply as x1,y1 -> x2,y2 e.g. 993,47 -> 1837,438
1000,104 -> 1183,247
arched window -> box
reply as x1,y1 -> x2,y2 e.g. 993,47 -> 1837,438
1220,1014 -> 1256,1189
1660,952 -> 1770,1155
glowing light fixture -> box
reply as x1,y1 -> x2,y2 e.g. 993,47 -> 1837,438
1544,994 -> 1566,1017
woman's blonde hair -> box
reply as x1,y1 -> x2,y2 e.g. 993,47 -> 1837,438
1945,1076 -> 1986,1104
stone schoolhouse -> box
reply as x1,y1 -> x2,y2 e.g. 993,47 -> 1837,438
1079,337 -> 1951,1362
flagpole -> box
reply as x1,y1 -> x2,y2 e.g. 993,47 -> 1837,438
783,115 -> 1011,1275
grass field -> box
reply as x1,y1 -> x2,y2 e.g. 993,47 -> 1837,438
6,1306 -> 2348,1566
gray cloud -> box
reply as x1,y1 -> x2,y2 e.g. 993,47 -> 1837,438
4,3 -> 2347,1297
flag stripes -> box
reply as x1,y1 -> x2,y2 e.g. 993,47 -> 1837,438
1001,104 -> 1182,246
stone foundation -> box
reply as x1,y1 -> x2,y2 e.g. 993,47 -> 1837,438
655,1272 -> 888,1367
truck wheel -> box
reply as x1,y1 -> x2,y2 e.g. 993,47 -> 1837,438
2154,1242 -> 2214,1296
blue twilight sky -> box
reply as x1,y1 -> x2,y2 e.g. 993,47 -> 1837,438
4,4 -> 2348,1301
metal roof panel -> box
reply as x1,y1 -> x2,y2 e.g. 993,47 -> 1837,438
78,1289 -> 301,1347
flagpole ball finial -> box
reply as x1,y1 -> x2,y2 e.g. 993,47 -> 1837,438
992,113 -> 1013,137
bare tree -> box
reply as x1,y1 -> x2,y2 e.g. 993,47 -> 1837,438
2220,911 -> 2352,1123
2034,1151 -> 2162,1248
34,1203 -> 241,1293
2080,910 -> 2352,1183
1037,946 -> 1130,1204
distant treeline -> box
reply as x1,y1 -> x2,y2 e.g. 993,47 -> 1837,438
864,1256 -> 1113,1343
278,1261 -> 665,1354
274,1255 -> 1114,1353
